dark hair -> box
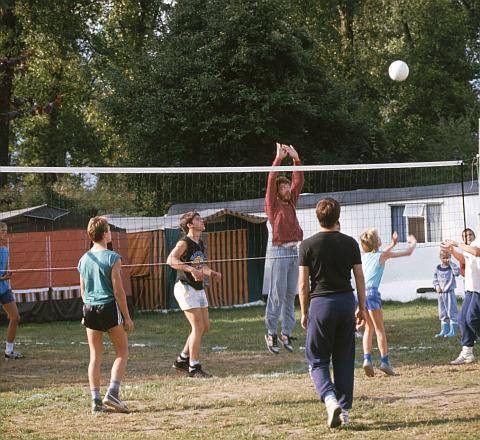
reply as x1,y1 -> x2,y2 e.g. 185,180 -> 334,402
462,228 -> 475,244
276,176 -> 291,191
315,198 -> 340,228
180,211 -> 200,234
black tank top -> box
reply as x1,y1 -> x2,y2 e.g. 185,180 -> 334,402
175,236 -> 207,290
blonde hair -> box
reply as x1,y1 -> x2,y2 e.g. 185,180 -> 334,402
360,228 -> 380,252
0,222 -> 7,231
87,216 -> 109,242
439,249 -> 450,259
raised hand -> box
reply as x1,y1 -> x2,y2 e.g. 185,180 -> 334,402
283,144 -> 299,161
276,142 -> 288,160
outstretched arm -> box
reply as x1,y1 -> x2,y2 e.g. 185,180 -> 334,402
441,241 -> 465,264
380,235 -> 416,264
443,239 -> 480,258
283,144 -> 304,202
383,232 -> 398,253
265,143 -> 287,222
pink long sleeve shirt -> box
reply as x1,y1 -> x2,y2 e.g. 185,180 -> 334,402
264,157 -> 304,246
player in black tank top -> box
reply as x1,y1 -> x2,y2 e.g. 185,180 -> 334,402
167,212 -> 222,378
176,236 -> 207,290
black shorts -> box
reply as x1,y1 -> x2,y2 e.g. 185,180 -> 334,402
82,301 -> 123,332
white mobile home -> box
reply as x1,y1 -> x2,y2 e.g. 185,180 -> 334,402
169,181 -> 479,302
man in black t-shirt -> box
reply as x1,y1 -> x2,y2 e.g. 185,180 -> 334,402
298,198 -> 366,428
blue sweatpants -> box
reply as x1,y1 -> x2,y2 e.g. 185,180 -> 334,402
459,291 -> 480,347
305,292 -> 356,410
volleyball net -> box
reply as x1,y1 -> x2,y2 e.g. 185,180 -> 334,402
0,160 -> 475,310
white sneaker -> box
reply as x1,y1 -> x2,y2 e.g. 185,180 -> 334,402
450,351 -> 475,365
325,399 -> 342,428
379,362 -> 396,376
340,410 -> 349,426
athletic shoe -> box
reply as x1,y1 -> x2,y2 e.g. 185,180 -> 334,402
450,352 -> 475,365
363,358 -> 374,377
340,410 -> 350,426
265,334 -> 279,354
279,334 -> 294,352
188,364 -> 212,379
91,399 -> 108,415
172,356 -> 190,373
325,399 -> 342,428
5,351 -> 24,359
379,362 -> 396,376
102,393 -> 130,413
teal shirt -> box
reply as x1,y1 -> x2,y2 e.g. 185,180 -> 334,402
362,251 -> 384,289
78,250 -> 121,305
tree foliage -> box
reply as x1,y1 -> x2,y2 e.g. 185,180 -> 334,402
0,0 -> 478,174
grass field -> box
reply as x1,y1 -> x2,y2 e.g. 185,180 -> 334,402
1,299 -> 480,439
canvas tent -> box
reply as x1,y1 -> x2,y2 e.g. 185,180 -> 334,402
0,205 -> 131,323
108,209 -> 268,311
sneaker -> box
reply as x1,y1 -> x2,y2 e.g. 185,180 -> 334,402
279,334 -> 294,352
325,399 -> 342,428
363,358 -> 374,377
102,393 -> 130,413
188,364 -> 212,379
5,351 -> 24,359
379,362 -> 396,376
340,410 -> 349,426
265,334 -> 279,354
450,352 -> 475,365
91,399 -> 108,415
172,356 -> 190,373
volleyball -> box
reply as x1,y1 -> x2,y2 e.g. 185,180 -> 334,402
388,60 -> 409,81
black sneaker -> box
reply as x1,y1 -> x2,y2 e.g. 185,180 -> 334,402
91,399 -> 108,415
5,351 -> 24,359
188,364 -> 212,379
279,334 -> 294,352
265,334 -> 279,354
172,356 -> 190,373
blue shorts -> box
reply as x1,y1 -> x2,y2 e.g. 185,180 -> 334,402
366,287 -> 382,311
0,289 -> 15,306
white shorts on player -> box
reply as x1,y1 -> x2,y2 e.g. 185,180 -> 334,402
174,281 -> 208,310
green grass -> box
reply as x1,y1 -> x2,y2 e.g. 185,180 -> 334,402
1,299 -> 480,439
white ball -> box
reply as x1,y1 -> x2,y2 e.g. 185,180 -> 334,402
388,60 -> 409,81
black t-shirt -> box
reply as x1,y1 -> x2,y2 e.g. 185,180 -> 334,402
298,231 -> 361,297
175,236 -> 207,290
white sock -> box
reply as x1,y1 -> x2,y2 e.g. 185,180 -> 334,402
189,359 -> 200,367
463,346 -> 473,355
6,342 -> 13,354
324,391 -> 337,406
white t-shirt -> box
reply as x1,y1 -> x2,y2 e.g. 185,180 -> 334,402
464,238 -> 480,292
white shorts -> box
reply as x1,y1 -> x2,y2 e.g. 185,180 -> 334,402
174,281 -> 208,310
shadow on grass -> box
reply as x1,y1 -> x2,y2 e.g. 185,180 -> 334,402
349,414 -> 480,431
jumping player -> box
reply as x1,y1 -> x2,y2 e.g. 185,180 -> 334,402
264,143 -> 304,354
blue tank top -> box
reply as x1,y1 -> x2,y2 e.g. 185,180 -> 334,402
77,250 -> 120,305
0,246 -> 10,294
362,251 -> 384,289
